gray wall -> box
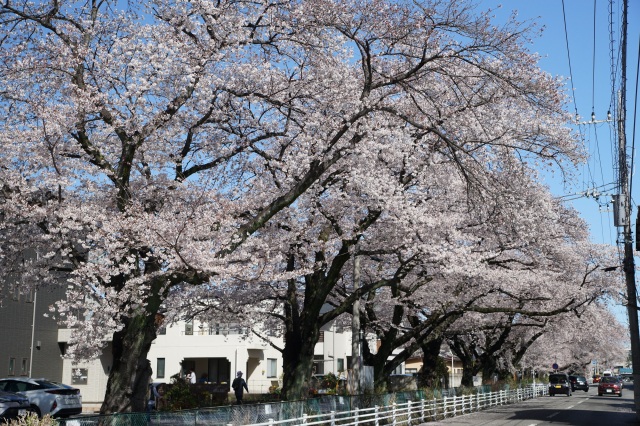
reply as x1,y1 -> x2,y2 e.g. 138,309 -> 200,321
0,286 -> 65,381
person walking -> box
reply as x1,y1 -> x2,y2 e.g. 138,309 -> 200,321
232,371 -> 249,404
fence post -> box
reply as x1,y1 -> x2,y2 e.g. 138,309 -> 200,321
453,395 -> 457,416
392,402 -> 397,426
433,398 -> 437,421
444,396 -> 447,418
355,407 -> 359,426
375,405 -> 379,426
407,400 -> 412,423
331,410 -> 336,426
303,413 -> 308,425
269,420 -> 274,426
420,398 -> 425,422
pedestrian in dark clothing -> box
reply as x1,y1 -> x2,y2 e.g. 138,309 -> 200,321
232,371 -> 249,404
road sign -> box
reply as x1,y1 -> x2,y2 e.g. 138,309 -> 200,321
552,363 -> 558,370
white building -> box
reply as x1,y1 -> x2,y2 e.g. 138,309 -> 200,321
58,319 -> 368,410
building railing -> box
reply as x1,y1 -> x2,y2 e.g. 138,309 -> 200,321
58,383 -> 547,426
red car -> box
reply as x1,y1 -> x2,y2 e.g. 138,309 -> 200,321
598,376 -> 622,397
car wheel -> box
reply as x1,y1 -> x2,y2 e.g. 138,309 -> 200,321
30,405 -> 41,418
598,393 -> 602,396
619,393 -> 623,397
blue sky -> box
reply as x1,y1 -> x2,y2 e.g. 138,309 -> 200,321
481,0 -> 640,323
482,0 -> 639,246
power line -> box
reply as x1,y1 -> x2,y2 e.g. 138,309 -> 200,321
592,0 -> 598,113
629,34 -> 639,204
561,0 -> 580,119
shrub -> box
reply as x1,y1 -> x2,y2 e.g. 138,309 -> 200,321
162,378 -> 199,410
7,414 -> 56,426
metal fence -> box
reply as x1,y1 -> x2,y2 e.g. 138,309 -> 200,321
59,384 -> 547,426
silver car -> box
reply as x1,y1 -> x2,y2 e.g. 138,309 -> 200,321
0,378 -> 82,418
0,390 -> 32,421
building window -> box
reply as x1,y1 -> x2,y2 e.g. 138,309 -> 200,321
185,320 -> 193,336
71,368 -> 88,385
313,355 -> 324,375
406,368 -> 418,374
8,358 -> 15,376
267,359 -> 277,378
21,359 -> 27,376
318,331 -> 324,342
157,358 -> 165,379
337,358 -> 345,372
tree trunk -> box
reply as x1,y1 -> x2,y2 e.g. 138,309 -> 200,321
100,274 -> 166,414
281,332 -> 317,400
100,312 -> 157,414
416,337 -> 446,389
460,358 -> 476,387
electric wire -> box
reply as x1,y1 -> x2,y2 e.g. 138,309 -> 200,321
592,0 -> 597,114
609,0 -> 620,183
630,34 -> 640,211
561,0 -> 580,117
561,0 -> 595,193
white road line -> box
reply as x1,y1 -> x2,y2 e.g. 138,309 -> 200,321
547,412 -> 559,418
526,424 -> 538,426
567,405 -> 575,409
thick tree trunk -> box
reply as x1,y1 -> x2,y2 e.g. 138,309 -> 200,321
100,275 -> 166,414
416,337 -> 446,389
100,312 -> 157,414
280,333 -> 317,400
460,359 -> 476,387
279,258 -> 323,401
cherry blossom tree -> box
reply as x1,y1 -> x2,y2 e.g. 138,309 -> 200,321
522,305 -> 629,376
0,0 -> 587,410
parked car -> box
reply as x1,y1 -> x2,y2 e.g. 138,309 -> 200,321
598,376 -> 623,397
0,378 -> 82,418
548,373 -> 572,396
0,390 -> 32,421
592,375 -> 601,383
568,375 -> 589,392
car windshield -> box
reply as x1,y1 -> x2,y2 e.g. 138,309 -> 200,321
601,377 -> 618,383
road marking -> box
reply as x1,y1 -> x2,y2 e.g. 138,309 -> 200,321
576,400 -> 586,404
526,424 -> 538,426
567,405 -> 575,409
547,412 -> 559,418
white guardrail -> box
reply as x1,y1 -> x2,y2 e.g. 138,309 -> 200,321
229,384 -> 548,426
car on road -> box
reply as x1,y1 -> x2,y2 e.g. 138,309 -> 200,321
548,373 -> 572,396
592,375 -> 601,383
0,390 -> 32,422
0,378 -> 82,418
598,376 -> 623,397
568,375 -> 589,392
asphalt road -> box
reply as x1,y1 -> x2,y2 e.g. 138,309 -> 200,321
419,384 -> 638,425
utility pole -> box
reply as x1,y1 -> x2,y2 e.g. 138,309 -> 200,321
616,0 -> 640,418
351,240 -> 361,395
